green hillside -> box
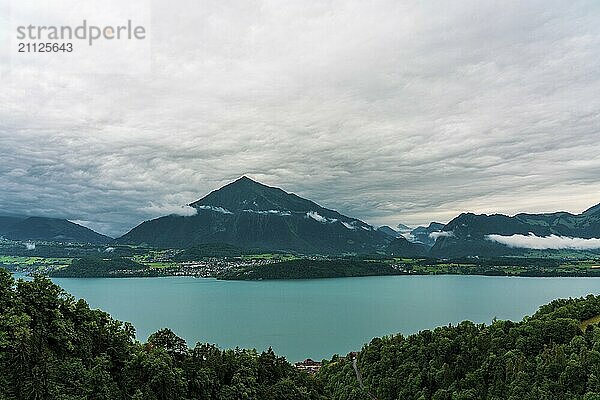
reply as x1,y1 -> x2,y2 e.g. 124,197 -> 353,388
218,259 -> 399,280
318,295 -> 600,400
3,269 -> 600,399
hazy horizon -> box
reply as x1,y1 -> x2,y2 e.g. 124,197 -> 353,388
2,174 -> 599,238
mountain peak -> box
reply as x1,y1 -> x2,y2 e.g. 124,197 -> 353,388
121,177 -> 399,254
190,177 -> 308,212
222,175 -> 271,190
233,175 -> 258,184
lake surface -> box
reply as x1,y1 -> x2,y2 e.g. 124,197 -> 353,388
25,275 -> 600,361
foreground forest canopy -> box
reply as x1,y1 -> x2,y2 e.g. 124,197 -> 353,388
319,296 -> 600,400
3,269 -> 600,399
0,270 -> 324,400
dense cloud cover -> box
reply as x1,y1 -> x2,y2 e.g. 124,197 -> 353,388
1,1 -> 600,237
487,233 -> 600,250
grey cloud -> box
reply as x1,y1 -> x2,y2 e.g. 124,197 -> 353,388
1,1 -> 600,237
141,204 -> 198,217
487,234 -> 600,250
429,231 -> 453,240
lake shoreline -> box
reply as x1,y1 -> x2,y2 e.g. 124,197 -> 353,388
38,274 -> 600,361
13,269 -> 600,280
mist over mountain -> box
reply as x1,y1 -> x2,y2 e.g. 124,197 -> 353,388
118,177 -> 422,255
431,204 -> 600,257
409,222 -> 446,247
4,177 -> 599,258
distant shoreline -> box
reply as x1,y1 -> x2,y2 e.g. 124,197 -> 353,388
12,270 -> 600,280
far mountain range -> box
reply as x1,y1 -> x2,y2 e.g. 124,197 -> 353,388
2,176 -> 600,257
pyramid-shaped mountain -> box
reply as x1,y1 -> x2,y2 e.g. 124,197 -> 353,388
118,177 -> 417,254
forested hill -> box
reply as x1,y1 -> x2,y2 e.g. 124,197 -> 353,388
318,295 -> 600,400
0,216 -> 112,244
218,259 -> 401,280
0,269 -> 325,400
4,268 -> 600,399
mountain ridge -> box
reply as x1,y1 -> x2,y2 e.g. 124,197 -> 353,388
0,215 -> 112,244
431,204 -> 600,257
118,177 -> 421,254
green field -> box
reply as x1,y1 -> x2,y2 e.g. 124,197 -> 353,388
2,241 -> 600,279
0,256 -> 72,271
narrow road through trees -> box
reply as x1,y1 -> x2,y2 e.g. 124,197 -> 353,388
352,357 -> 378,400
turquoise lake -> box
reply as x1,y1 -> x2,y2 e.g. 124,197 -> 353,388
32,275 -> 600,361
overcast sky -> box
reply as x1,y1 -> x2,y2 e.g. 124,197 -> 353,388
1,0 -> 600,237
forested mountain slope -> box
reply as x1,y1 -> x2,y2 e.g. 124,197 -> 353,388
3,268 -> 600,399
0,269 -> 324,400
318,295 -> 600,400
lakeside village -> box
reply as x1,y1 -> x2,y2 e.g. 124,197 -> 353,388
3,252 -> 415,278
3,253 -> 284,278
0,239 -> 340,278
0,238 -> 418,278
